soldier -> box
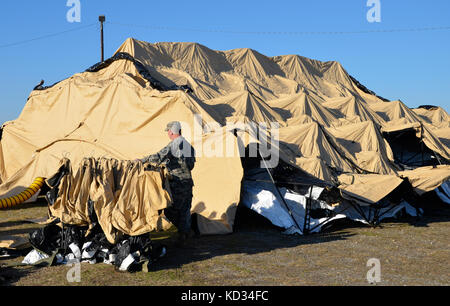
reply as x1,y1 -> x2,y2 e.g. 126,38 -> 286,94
138,121 -> 196,247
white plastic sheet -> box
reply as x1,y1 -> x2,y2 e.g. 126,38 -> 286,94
241,180 -> 422,235
241,180 -> 344,234
22,249 -> 49,265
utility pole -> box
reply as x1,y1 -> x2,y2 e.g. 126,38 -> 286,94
99,15 -> 106,62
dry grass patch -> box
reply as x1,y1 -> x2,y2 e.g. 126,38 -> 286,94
1,203 -> 449,286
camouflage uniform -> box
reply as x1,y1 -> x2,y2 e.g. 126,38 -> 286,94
141,136 -> 195,234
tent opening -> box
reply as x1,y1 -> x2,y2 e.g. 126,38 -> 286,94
233,139 -> 342,234
383,129 -> 442,168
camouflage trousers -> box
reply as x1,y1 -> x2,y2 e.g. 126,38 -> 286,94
165,179 -> 194,234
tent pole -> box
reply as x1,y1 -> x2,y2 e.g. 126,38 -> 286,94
256,133 -> 303,234
99,15 -> 106,62
260,156 -> 303,234
303,187 -> 313,234
432,150 -> 442,165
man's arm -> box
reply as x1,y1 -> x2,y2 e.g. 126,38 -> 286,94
140,144 -> 172,165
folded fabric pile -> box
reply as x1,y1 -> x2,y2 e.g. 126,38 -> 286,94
21,157 -> 172,272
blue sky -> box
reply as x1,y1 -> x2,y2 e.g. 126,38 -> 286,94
0,0 -> 449,124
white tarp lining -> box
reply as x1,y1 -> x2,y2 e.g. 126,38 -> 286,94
241,180 -> 424,235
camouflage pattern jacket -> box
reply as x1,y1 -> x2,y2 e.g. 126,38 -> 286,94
140,136 -> 195,182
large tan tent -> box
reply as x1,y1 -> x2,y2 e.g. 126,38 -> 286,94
0,56 -> 244,236
0,38 -> 449,241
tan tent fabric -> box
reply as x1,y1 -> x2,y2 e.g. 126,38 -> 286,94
325,121 -> 398,175
269,92 -> 339,127
322,96 -> 386,126
0,139 -> 6,185
0,38 -> 449,238
399,165 -> 450,195
48,158 -> 171,243
367,100 -> 450,159
412,107 -> 450,154
277,122 -> 355,183
369,100 -> 422,126
190,129 -> 244,234
116,39 -> 360,103
432,127 -> 450,149
115,38 -> 449,163
203,90 -> 285,125
0,56 -> 243,235
338,173 -> 404,205
271,54 -> 357,99
413,106 -> 450,130
420,124 -> 450,160
101,38 -> 450,209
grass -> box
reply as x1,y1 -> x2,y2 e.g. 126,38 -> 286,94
1,200 -> 449,286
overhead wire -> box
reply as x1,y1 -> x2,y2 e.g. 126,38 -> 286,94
1,21 -> 449,50
0,23 -> 97,49
106,21 -> 450,35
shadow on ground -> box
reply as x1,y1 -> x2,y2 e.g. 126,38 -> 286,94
151,199 -> 450,273
0,265 -> 38,286
1,196 -> 449,285
151,230 -> 355,272
149,205 -> 356,272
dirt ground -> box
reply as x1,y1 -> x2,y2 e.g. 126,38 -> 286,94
1,200 -> 449,286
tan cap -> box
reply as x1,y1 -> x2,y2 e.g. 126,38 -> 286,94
165,121 -> 181,134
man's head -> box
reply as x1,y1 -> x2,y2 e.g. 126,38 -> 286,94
165,121 -> 182,140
